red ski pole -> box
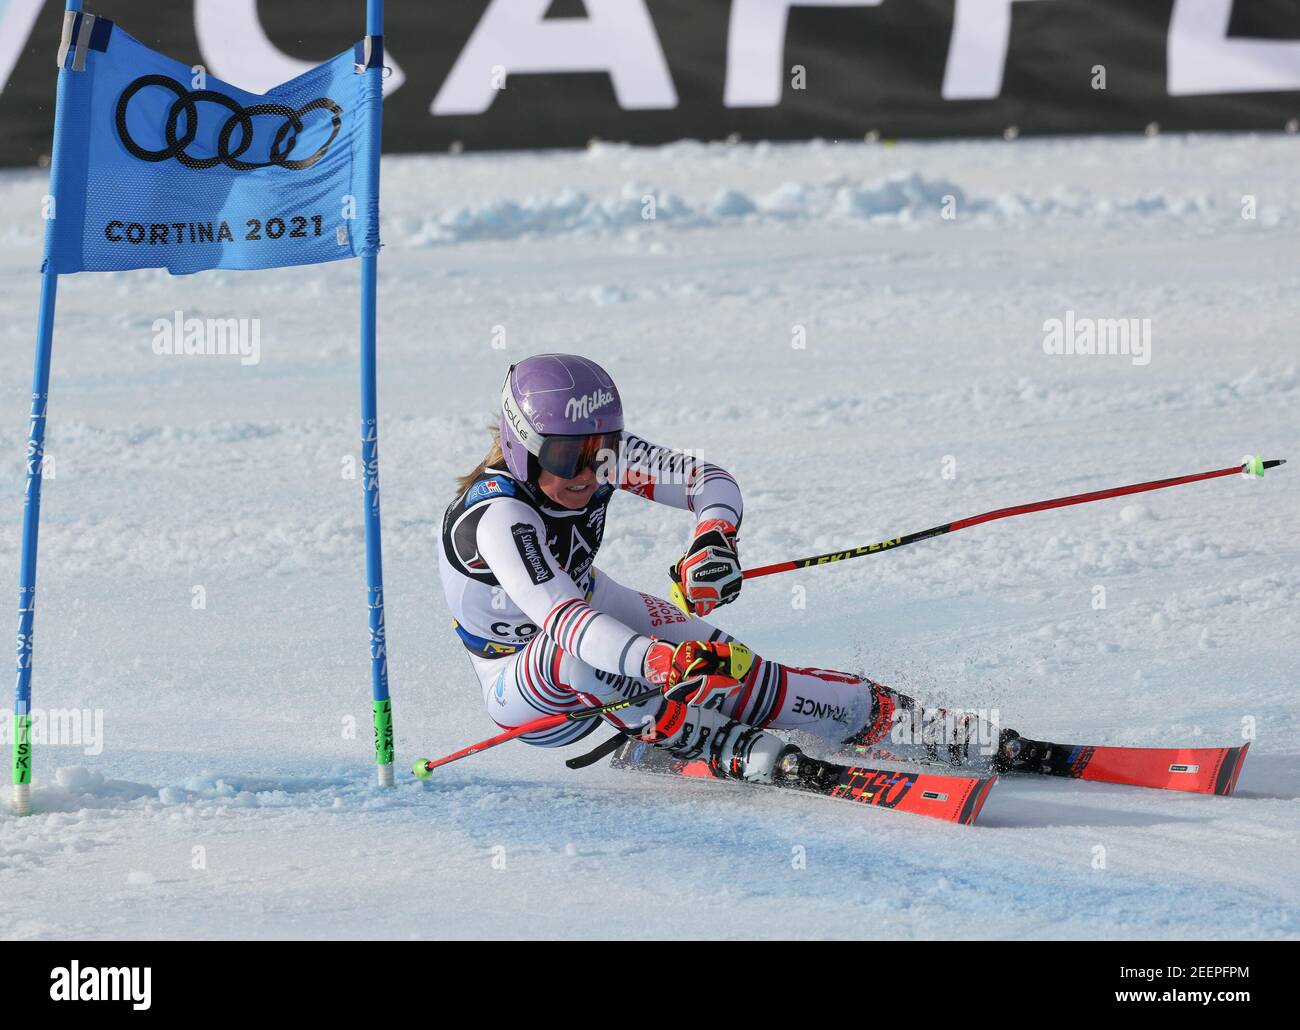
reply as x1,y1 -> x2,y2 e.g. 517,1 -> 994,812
413,685 -> 660,777
744,456 -> 1285,580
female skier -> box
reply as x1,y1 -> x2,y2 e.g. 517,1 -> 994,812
438,353 -> 969,785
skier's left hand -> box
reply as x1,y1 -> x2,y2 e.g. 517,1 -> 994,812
643,638 -> 754,706
669,518 -> 742,616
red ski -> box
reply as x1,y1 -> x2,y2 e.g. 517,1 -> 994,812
610,739 -> 996,825
855,735 -> 1252,796
998,736 -> 1250,795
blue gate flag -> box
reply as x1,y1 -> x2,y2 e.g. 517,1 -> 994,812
11,1 -> 393,819
44,14 -> 381,276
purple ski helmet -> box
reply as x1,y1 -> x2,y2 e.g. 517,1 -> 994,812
499,353 -> 623,482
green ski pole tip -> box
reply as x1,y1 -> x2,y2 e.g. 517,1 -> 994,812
1245,455 -> 1265,477
413,759 -> 432,781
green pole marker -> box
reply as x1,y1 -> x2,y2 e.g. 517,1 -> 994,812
12,710 -> 32,815
372,698 -> 393,766
1245,455 -> 1265,477
12,712 -> 31,785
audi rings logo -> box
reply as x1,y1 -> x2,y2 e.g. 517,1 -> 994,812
115,75 -> 342,172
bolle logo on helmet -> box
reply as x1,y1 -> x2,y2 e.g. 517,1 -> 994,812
501,389 -> 531,443
115,75 -> 343,172
564,388 -> 615,422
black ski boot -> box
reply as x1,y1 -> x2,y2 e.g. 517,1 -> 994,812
992,729 -> 1060,774
774,747 -> 839,791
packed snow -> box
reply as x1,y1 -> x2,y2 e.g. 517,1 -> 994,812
0,133 -> 1297,939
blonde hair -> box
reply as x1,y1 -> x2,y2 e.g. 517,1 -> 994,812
456,423 -> 506,495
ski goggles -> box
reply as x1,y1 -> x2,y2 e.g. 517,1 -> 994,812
536,430 -> 621,479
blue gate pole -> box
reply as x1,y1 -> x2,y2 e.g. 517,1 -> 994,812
12,270 -> 59,817
13,0 -> 82,817
360,0 -> 393,786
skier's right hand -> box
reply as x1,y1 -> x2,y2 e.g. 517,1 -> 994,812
669,519 -> 743,617
643,639 -> 754,707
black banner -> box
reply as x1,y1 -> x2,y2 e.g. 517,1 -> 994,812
0,941 -> 1289,1011
3,0 -> 1300,167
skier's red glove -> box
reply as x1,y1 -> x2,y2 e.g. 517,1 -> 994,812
669,518 -> 742,616
643,639 -> 753,708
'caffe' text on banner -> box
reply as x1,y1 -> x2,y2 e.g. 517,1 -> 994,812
44,16 -> 380,276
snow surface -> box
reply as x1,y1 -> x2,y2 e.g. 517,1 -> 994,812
0,134 -> 1297,940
